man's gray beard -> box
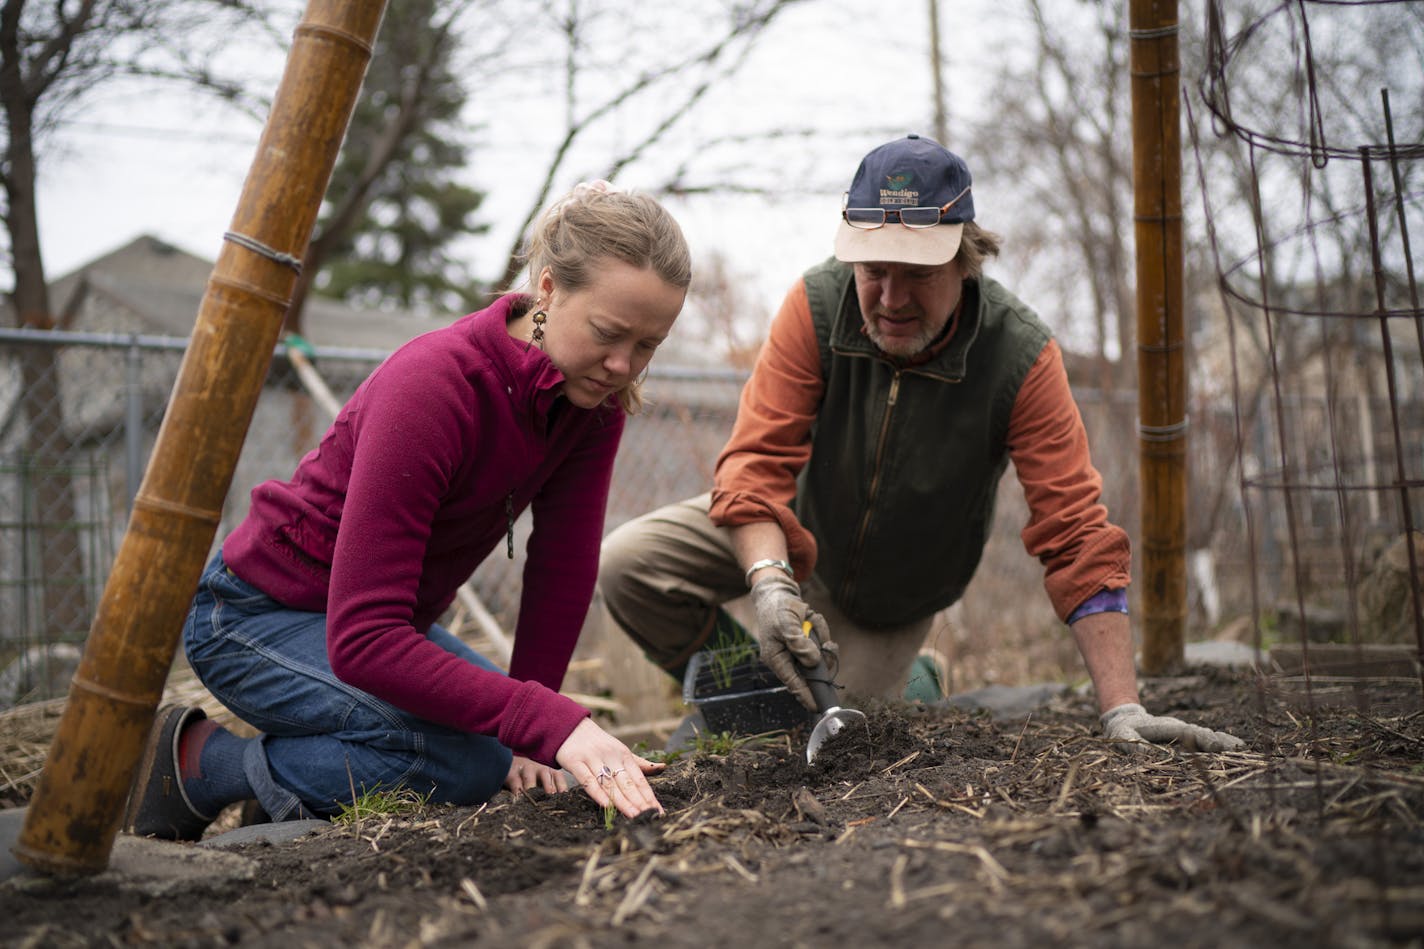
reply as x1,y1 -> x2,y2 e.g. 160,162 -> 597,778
865,320 -> 934,358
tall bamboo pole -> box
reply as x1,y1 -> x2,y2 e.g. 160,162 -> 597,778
1130,0 -> 1186,674
928,0 -> 947,145
14,0 -> 388,876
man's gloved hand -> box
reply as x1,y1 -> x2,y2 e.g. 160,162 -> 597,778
1100,703 -> 1245,753
749,576 -> 835,711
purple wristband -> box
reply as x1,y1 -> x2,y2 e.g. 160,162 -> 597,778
1067,588 -> 1129,625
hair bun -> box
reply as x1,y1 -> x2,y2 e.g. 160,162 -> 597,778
547,180 -> 623,221
572,179 -> 620,197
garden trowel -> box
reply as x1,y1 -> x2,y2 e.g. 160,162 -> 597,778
801,621 -> 867,764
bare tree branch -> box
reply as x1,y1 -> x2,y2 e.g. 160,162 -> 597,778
493,0 -> 805,292
285,3 -> 467,332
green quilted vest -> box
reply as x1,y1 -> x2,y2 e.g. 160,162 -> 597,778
798,257 -> 1051,625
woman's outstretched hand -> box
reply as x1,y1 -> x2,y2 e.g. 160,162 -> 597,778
556,717 -> 665,818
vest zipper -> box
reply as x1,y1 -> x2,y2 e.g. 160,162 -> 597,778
841,371 -> 901,603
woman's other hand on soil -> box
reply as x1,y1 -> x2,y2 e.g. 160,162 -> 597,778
1100,703 -> 1246,753
557,718 -> 665,818
504,755 -> 568,795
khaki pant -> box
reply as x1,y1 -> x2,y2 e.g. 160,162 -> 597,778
598,494 -> 933,701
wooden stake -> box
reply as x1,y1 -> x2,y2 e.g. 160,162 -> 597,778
15,0 -> 390,875
1131,0 -> 1188,674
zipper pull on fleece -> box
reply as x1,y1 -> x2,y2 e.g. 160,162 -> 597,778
505,493 -> 515,559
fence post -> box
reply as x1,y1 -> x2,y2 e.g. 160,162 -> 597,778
123,336 -> 143,515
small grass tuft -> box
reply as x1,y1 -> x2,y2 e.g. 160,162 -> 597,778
691,729 -> 746,756
333,786 -> 431,826
631,740 -> 674,764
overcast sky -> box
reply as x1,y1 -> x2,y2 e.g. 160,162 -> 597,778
33,0 -> 1008,322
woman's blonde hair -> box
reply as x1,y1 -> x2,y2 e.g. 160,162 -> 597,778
521,184 -> 692,414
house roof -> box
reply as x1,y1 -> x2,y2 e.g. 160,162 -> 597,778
45,234 -> 456,351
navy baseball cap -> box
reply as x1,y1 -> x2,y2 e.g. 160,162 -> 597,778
834,134 -> 976,266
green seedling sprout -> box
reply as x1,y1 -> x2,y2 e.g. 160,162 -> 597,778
691,729 -> 745,757
708,638 -> 759,692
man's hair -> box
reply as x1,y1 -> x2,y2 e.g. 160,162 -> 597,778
955,221 -> 1002,281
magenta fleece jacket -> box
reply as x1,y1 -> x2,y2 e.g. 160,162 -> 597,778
222,294 -> 621,765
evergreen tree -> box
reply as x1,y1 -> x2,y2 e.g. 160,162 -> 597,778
290,0 -> 485,325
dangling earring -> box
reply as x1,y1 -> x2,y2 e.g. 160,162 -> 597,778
528,309 -> 547,350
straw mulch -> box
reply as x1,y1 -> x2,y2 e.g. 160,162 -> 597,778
6,666 -> 1424,949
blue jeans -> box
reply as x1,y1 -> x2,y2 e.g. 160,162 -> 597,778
183,553 -> 513,820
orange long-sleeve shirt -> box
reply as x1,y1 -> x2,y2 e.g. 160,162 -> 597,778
710,277 -> 1131,623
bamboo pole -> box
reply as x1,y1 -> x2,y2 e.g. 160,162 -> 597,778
928,0 -> 947,145
14,0 -> 388,876
1130,0 -> 1187,674
1127,0 -> 1184,672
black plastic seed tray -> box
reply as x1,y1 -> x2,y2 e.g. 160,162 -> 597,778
683,646 -> 808,735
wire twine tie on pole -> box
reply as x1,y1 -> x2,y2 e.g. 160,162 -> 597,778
223,231 -> 304,274
1138,420 -> 1189,443
1129,25 -> 1179,40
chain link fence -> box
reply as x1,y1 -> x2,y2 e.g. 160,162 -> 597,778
0,327 -> 752,707
2,322 -> 1420,710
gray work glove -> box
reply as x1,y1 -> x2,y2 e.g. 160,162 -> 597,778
749,576 -> 836,711
1100,703 -> 1245,753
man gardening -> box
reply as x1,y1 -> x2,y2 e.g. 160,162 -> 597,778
599,134 -> 1242,754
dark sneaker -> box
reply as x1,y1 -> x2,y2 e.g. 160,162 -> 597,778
904,649 -> 949,703
123,705 -> 218,841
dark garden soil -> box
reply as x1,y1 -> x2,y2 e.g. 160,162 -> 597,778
6,666 -> 1424,948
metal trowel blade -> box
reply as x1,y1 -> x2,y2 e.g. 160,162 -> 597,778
806,706 -> 868,764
